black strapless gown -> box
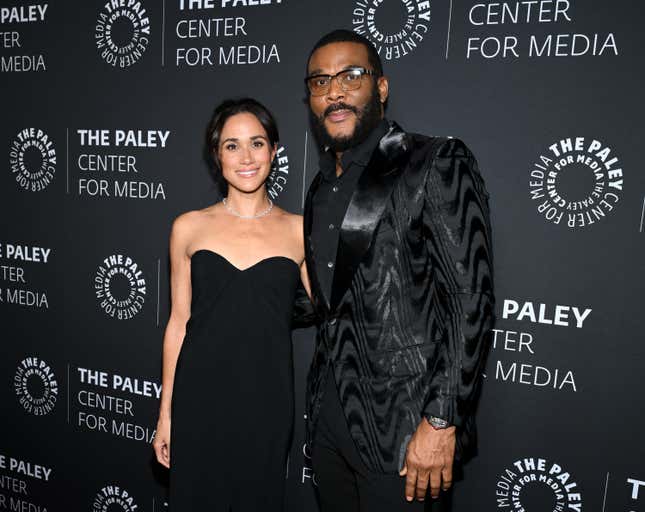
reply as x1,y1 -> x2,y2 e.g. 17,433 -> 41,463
169,249 -> 300,511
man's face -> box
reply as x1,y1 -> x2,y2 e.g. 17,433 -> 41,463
307,41 -> 389,152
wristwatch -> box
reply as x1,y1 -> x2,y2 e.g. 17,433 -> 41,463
425,415 -> 449,430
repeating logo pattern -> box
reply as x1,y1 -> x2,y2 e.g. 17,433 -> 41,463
9,129 -> 56,192
14,357 -> 58,416
96,0 -> 151,68
352,0 -> 432,60
94,255 -> 147,320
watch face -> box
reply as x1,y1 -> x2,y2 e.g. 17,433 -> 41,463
428,416 -> 449,429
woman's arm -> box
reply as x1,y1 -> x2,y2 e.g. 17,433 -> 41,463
153,213 -> 194,468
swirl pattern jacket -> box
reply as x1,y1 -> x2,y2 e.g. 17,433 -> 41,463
302,122 -> 495,473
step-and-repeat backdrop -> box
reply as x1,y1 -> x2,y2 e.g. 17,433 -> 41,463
2,1 -> 644,511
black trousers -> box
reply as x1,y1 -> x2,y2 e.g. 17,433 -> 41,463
311,373 -> 451,512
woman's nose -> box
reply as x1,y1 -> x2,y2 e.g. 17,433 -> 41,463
240,145 -> 253,163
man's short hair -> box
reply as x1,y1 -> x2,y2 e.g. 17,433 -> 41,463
307,29 -> 383,77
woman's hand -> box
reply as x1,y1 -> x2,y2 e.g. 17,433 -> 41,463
153,415 -> 171,468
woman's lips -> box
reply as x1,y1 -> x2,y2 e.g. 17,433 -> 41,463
236,169 -> 259,178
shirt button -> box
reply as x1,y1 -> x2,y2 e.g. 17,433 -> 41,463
328,223 -> 335,230
329,318 -> 337,326
332,185 -> 339,192
327,261 -> 334,269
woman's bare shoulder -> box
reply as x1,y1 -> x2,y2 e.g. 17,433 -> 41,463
173,203 -> 222,231
170,204 -> 223,249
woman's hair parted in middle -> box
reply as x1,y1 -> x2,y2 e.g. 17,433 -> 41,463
205,97 -> 280,178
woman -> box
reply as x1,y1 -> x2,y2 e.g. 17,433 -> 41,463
153,98 -> 312,511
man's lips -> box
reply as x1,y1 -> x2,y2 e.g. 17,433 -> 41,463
326,109 -> 353,123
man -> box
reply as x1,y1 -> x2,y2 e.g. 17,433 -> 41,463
301,30 -> 495,512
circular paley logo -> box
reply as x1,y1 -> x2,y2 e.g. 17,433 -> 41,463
94,254 -> 146,320
496,457 -> 582,512
93,485 -> 138,512
95,1 -> 151,68
352,0 -> 432,60
267,145 -> 289,200
9,128 -> 56,192
14,357 -> 58,416
529,137 -> 624,229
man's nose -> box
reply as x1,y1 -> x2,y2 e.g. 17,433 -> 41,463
326,76 -> 345,101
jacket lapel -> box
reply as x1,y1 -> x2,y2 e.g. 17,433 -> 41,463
303,172 -> 331,314
330,122 -> 411,311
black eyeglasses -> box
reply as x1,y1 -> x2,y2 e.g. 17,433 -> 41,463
305,67 -> 376,96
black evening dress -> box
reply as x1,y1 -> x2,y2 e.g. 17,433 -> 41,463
169,249 -> 300,511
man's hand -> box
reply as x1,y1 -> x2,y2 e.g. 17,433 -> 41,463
399,419 -> 456,502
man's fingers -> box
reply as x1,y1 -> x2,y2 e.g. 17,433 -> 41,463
442,464 -> 453,491
429,469 -> 442,499
415,471 -> 429,501
399,463 -> 407,476
405,468 -> 418,502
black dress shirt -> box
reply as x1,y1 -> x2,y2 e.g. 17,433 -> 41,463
311,119 -> 390,302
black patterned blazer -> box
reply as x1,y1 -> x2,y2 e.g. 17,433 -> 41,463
301,121 -> 495,474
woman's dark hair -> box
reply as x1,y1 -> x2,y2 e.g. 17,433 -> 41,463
205,97 -> 279,189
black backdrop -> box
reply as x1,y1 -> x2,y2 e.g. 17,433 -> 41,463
2,1 -> 644,511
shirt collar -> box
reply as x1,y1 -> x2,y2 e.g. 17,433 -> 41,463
319,118 -> 390,181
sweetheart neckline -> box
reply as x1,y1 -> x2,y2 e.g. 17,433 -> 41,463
190,249 -> 300,273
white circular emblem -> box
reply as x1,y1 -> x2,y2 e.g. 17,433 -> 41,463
95,1 -> 151,68
95,254 -> 147,320
14,357 -> 58,416
93,485 -> 139,512
352,0 -> 432,60
496,457 -> 582,511
9,128 -> 56,192
529,137 -> 623,228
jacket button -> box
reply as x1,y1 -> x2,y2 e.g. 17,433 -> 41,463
455,261 -> 466,274
329,318 -> 337,326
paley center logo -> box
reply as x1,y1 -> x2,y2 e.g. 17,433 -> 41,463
352,0 -> 432,60
496,457 -> 582,512
94,254 -> 146,320
14,357 -> 58,416
96,0 -> 151,68
266,145 -> 289,200
93,485 -> 138,512
529,137 -> 623,228
9,128 -> 56,192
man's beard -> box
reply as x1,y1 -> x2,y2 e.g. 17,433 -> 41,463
310,85 -> 383,153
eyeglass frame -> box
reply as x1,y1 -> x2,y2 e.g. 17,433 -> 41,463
304,66 -> 377,96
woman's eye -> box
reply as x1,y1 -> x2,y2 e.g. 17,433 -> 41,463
225,143 -> 237,151
253,140 -> 265,148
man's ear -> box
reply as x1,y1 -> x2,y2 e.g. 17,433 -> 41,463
377,76 -> 389,104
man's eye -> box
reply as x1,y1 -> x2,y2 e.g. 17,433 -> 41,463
344,72 -> 360,81
315,78 -> 330,87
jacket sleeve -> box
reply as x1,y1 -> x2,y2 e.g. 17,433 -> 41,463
421,138 -> 495,428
